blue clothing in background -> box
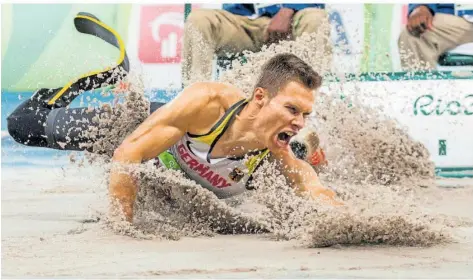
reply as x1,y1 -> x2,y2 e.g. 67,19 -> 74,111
223,4 -> 325,18
408,4 -> 455,16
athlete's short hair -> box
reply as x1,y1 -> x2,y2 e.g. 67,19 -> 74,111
254,53 -> 322,98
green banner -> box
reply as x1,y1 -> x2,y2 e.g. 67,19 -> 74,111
362,4 -> 394,72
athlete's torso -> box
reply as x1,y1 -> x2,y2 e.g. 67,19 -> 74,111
168,99 -> 269,199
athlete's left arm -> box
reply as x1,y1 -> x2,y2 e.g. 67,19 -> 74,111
271,151 -> 343,205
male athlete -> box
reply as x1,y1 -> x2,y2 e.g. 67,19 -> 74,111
7,14 -> 339,223
7,53 -> 339,222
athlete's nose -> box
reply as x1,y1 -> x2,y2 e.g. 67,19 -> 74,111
291,114 -> 304,131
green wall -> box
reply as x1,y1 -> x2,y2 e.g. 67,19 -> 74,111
1,4 -> 131,91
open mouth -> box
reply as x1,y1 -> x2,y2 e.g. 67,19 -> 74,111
276,131 -> 295,147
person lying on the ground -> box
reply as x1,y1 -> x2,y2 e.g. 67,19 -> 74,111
7,53 -> 342,223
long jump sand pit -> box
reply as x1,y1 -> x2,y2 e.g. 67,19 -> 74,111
3,31 -> 473,278
2,165 -> 472,278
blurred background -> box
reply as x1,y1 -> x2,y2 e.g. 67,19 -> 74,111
2,3 -> 472,175
4,3 -> 473,93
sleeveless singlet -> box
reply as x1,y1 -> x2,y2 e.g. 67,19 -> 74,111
162,99 -> 270,199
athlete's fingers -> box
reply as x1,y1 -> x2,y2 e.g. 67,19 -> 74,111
310,152 -> 321,166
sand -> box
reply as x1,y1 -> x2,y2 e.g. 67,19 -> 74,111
3,25 -> 473,278
2,165 -> 473,278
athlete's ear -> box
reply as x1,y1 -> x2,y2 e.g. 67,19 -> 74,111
252,87 -> 269,108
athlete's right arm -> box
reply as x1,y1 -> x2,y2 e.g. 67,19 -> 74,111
108,82 -> 216,222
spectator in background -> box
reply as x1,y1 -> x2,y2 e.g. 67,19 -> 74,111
398,4 -> 473,70
182,4 -> 332,86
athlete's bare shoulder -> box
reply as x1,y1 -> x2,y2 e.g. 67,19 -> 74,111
163,82 -> 244,135
187,81 -> 245,109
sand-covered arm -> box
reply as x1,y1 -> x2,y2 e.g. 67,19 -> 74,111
109,83 -> 215,222
270,150 -> 343,205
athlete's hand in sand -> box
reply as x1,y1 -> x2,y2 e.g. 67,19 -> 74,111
270,146 -> 343,206
299,130 -> 328,167
265,7 -> 294,44
309,148 -> 327,167
407,5 -> 433,37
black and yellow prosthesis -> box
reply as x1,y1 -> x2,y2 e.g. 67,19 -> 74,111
47,12 -> 129,107
7,12 -> 131,151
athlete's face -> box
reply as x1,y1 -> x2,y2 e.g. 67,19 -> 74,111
253,81 -> 316,152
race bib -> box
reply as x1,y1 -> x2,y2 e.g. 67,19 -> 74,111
455,4 -> 473,22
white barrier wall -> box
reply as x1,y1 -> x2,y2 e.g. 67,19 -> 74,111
327,79 -> 473,168
123,3 -> 472,171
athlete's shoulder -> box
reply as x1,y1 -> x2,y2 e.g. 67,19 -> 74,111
183,81 -> 245,109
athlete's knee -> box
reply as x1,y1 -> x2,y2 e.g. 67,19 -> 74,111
6,113 -> 23,143
6,112 -> 42,146
7,97 -> 51,147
